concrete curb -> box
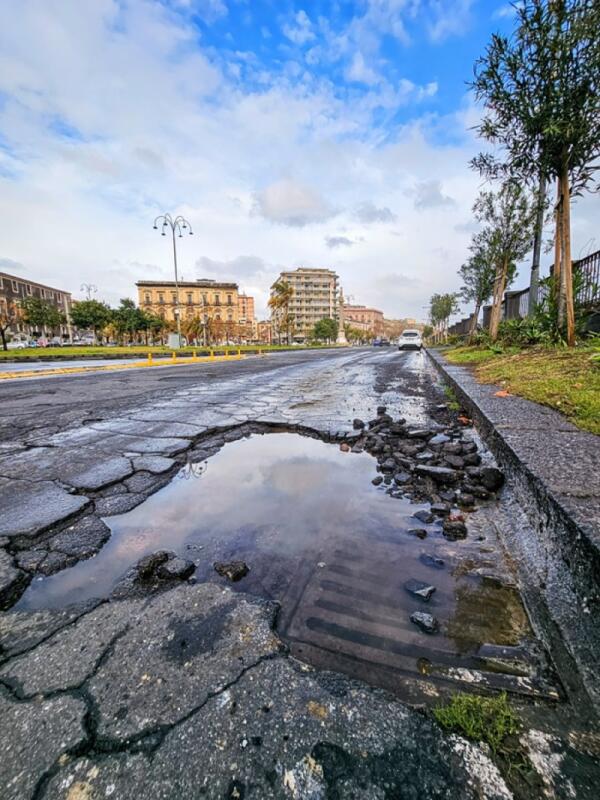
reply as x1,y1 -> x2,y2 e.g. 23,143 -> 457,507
426,348 -> 600,712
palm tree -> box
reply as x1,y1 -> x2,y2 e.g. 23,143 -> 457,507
268,280 -> 294,344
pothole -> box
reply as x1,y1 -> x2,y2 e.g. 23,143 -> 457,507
18,431 -> 560,704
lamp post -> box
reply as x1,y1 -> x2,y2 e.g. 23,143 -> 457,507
153,213 -> 193,348
80,283 -> 97,300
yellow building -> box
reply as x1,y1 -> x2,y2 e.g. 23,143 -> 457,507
136,279 -> 239,344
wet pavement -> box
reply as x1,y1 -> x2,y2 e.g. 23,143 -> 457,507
0,347 -> 599,799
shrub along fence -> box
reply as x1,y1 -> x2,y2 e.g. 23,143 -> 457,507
445,248 -> 600,338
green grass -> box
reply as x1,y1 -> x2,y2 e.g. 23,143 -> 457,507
0,343 -> 335,360
444,344 -> 600,435
433,692 -> 520,753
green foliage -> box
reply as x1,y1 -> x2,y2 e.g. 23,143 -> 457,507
429,293 -> 460,329
312,317 -> 338,342
471,0 -> 600,194
20,297 -> 65,331
422,324 -> 434,339
443,384 -> 460,411
433,692 -> 520,753
70,299 -> 112,337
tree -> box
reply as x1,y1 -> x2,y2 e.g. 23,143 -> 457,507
71,299 -> 112,343
268,280 -> 295,344
472,183 -> 536,340
458,235 -> 496,341
20,297 -> 65,335
429,293 -> 460,340
113,298 -> 145,344
312,317 -> 338,344
0,300 -> 18,351
471,0 -> 600,345
422,324 -> 434,340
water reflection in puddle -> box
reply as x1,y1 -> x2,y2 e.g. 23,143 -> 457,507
21,433 -> 532,695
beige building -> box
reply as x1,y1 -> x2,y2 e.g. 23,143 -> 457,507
270,267 -> 339,343
256,320 -> 272,344
137,279 -> 239,323
238,293 -> 255,324
343,304 -> 384,337
137,279 -> 240,344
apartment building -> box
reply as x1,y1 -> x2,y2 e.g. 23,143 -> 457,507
270,267 -> 339,343
0,271 -> 72,340
237,293 -> 255,324
343,304 -> 384,337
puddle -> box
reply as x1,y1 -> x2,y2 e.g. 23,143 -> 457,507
20,433 -> 536,696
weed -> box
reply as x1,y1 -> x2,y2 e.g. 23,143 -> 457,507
433,692 -> 520,753
443,384 -> 460,411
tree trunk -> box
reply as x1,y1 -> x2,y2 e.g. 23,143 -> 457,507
489,258 -> 509,341
528,172 -> 546,316
0,327 -> 7,351
468,301 -> 481,343
553,179 -> 565,329
560,160 -> 575,346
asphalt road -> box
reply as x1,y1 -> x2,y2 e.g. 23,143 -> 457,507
0,347 -> 595,799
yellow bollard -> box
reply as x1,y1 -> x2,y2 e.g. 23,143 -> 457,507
147,353 -> 153,366
237,348 -> 242,359
210,349 -> 215,360
192,350 -> 198,362
171,351 -> 176,363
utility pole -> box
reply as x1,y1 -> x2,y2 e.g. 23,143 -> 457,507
153,213 -> 193,348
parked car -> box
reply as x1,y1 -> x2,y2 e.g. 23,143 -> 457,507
398,329 -> 423,350
372,338 -> 391,346
6,339 -> 30,350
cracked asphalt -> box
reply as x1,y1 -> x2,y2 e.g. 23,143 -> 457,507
0,348 -> 597,799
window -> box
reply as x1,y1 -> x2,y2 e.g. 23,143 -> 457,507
158,293 -> 165,304
215,294 -> 220,305
12,280 -> 18,292
187,292 -> 193,304
171,292 -> 177,304
26,284 -> 32,296
227,294 -> 232,306
227,311 -> 233,321
215,313 -> 221,321
202,293 -> 208,305
144,293 -> 151,304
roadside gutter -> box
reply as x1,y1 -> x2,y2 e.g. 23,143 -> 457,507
427,347 -> 600,712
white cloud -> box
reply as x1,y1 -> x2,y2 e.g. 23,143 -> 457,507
345,52 -> 381,86
282,10 -> 315,46
253,179 -> 335,227
409,179 -> 457,209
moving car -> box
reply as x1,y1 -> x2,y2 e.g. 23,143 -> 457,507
398,329 -> 423,350
372,338 -> 391,346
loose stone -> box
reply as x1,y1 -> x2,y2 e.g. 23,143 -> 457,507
410,611 -> 439,634
407,528 -> 428,539
430,502 -> 450,516
413,509 -> 434,524
415,465 -> 460,484
214,561 -> 249,582
371,476 -> 384,486
419,553 -> 445,570
442,520 -> 468,540
479,466 -> 505,491
404,579 -> 436,601
352,418 -> 365,429
429,433 -> 450,446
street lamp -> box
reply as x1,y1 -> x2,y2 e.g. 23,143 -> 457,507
80,283 -> 97,300
153,213 -> 193,348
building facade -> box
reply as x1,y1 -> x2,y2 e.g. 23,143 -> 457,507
137,279 -> 240,344
256,320 -> 272,344
343,304 -> 384,337
237,293 -> 255,324
0,272 -> 72,341
270,267 -> 339,343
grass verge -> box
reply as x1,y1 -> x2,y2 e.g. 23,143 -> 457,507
0,343 -> 336,360
442,344 -> 600,435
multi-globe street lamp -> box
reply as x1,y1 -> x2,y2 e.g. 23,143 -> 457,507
153,213 -> 193,348
80,283 -> 97,300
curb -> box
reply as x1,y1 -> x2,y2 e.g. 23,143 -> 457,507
426,347 -> 600,712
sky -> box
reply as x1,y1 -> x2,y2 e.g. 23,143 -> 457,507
0,0 -> 598,321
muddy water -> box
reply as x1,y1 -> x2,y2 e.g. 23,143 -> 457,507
21,433 -> 534,694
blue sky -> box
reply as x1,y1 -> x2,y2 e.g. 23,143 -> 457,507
0,1 -> 596,319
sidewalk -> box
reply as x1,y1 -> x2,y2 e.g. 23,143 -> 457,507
427,348 -> 600,710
